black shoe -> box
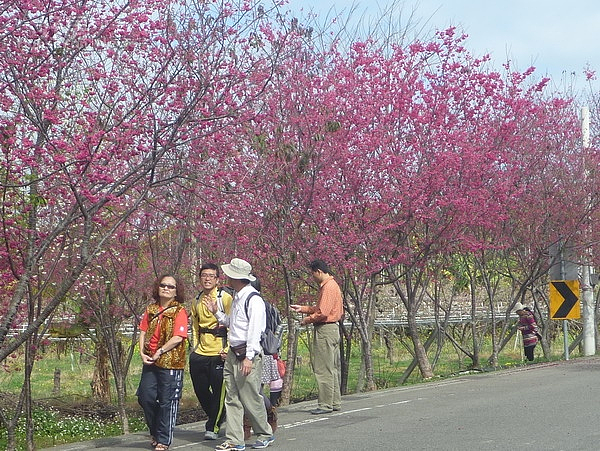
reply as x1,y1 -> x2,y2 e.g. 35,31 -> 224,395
310,408 -> 333,415
332,407 -> 341,411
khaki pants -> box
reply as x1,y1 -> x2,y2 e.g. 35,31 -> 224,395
223,351 -> 272,445
312,323 -> 341,410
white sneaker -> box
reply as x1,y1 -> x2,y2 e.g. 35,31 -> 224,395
205,431 -> 218,440
251,436 -> 275,449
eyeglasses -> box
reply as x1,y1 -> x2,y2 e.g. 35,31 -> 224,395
200,274 -> 217,279
159,283 -> 177,290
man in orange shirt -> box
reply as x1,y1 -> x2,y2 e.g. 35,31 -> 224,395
291,259 -> 343,414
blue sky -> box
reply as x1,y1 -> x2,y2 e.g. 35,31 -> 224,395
284,0 -> 600,91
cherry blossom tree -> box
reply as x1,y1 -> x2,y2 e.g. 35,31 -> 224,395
287,29 -> 594,380
0,0 -> 292,447
0,2 -> 190,445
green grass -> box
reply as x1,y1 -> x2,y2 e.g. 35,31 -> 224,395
0,333 -> 576,450
13,407 -> 147,449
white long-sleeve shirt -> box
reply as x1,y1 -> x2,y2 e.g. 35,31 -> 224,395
215,284 -> 266,360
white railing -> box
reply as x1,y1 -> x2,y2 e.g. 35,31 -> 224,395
7,301 -> 545,339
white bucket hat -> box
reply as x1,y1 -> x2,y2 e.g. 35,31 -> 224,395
514,302 -> 525,312
221,258 -> 256,281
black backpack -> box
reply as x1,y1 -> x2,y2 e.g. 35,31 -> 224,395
244,292 -> 284,355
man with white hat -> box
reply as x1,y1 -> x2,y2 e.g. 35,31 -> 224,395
204,258 -> 275,450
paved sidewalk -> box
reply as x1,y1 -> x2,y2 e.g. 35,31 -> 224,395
41,397 -> 319,450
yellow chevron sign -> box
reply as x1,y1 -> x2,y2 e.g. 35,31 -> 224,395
549,280 -> 580,319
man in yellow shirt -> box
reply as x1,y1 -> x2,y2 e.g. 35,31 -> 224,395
190,263 -> 233,440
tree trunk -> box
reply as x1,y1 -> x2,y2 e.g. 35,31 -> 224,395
470,293 -> 481,369
359,337 -> 377,391
114,372 -> 129,434
5,424 -> 16,451
356,295 -> 377,392
24,334 -> 35,451
279,266 -> 296,407
384,332 -> 394,363
109,339 -> 130,434
406,314 -> 434,379
53,368 -> 61,394
281,318 -> 299,407
399,330 -> 437,384
339,322 -> 351,395
91,341 -> 111,403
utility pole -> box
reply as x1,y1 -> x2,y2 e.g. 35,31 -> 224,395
561,245 -> 569,360
581,106 -> 595,356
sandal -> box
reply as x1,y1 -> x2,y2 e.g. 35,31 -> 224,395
150,437 -> 158,448
155,444 -> 169,451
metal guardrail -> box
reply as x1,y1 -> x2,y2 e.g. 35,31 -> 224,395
8,298 -> 540,339
6,324 -> 138,339
7,313 -> 525,340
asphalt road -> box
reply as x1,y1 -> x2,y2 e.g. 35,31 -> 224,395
42,357 -> 600,451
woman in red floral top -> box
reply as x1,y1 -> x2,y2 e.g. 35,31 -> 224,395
514,302 -> 540,361
137,274 -> 188,451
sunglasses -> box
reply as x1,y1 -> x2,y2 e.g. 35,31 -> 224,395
159,283 -> 177,290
